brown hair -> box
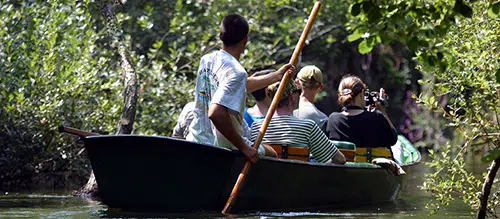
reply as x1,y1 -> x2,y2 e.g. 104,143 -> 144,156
337,75 -> 366,106
250,69 -> 274,101
267,80 -> 301,108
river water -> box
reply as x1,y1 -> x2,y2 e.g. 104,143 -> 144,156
0,156 -> 477,218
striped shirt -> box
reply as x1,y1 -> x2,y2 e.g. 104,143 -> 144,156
250,115 -> 339,163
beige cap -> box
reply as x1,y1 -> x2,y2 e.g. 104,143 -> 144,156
297,65 -> 323,84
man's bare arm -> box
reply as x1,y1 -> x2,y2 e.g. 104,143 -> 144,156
246,63 -> 295,93
208,103 -> 259,163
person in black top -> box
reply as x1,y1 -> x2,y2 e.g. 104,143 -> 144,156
325,75 -> 397,148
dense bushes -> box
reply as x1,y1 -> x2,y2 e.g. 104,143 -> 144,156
0,1 -> 122,189
344,0 -> 500,216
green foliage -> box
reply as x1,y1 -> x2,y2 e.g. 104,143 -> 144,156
419,3 -> 500,217
346,0 -> 466,59
0,0 -> 122,187
421,144 -> 483,215
481,149 -> 500,163
346,0 -> 500,216
488,2 -> 500,18
418,1 -> 500,155
347,0 -> 500,216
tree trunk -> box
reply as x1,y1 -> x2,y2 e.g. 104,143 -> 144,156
73,171 -> 98,197
477,157 -> 500,219
76,0 -> 137,197
117,45 -> 137,134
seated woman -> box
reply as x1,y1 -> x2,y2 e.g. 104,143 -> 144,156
244,69 -> 274,127
325,75 -> 397,148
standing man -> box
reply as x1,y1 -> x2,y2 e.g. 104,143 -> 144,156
186,14 -> 293,163
293,65 -> 328,127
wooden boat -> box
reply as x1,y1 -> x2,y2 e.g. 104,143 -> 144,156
83,134 -> 420,213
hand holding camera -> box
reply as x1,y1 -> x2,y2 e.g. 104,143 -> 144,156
364,88 -> 389,112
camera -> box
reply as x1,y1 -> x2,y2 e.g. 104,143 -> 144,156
364,90 -> 388,107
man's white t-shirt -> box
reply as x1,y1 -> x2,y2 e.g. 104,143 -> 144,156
187,50 -> 263,154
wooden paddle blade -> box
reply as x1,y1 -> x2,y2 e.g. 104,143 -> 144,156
221,161 -> 251,214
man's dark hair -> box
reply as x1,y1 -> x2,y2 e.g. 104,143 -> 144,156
250,69 -> 274,101
220,14 -> 249,46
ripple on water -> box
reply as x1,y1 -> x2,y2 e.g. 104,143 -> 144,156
0,194 -> 106,219
255,211 -> 392,217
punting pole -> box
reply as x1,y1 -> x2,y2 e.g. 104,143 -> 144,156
221,1 -> 321,215
58,126 -> 100,138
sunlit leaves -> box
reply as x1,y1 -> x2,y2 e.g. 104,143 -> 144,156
422,144 -> 483,215
347,28 -> 364,42
0,0 -> 120,185
422,2 -> 500,216
346,0 -> 500,216
357,38 -> 372,54
482,150 -> 500,163
346,0 -> 467,57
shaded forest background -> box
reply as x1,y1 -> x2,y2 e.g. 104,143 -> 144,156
0,0 -> 424,190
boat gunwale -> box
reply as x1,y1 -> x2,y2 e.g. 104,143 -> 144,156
85,134 -> 421,169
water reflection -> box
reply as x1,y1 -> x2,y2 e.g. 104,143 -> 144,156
0,194 -> 105,218
0,154 -> 477,218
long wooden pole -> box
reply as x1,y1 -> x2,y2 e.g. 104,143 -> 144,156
221,2 -> 321,214
58,126 -> 100,138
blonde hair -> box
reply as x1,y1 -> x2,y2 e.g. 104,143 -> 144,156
338,75 -> 366,106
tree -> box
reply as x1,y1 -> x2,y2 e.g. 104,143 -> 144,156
346,0 -> 500,217
419,2 -> 500,217
78,0 -> 138,196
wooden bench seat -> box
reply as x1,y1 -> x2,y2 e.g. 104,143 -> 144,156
332,141 -> 393,163
268,144 -> 309,162
355,147 -> 393,163
332,141 -> 356,162
268,142 -> 393,163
